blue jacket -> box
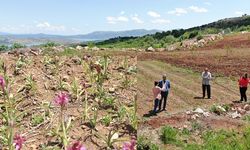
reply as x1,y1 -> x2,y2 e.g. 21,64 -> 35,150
159,80 -> 171,92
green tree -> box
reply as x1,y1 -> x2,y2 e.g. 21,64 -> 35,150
0,45 -> 9,51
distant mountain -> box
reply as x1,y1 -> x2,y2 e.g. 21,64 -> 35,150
69,29 -> 161,40
0,29 -> 160,46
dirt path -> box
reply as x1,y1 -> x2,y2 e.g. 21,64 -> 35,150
137,60 -> 242,118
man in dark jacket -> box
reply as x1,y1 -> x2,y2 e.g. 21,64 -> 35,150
158,74 -> 171,111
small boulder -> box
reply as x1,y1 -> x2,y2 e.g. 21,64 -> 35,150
231,111 -> 242,119
109,87 -> 115,93
145,47 -> 155,52
243,104 -> 250,111
194,108 -> 204,114
76,45 -> 83,50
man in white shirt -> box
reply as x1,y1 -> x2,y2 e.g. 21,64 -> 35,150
202,68 -> 212,99
158,74 -> 171,111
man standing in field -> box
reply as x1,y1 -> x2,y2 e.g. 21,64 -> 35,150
202,68 -> 212,99
158,74 -> 171,111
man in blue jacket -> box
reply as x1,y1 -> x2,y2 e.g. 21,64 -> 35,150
158,74 -> 171,111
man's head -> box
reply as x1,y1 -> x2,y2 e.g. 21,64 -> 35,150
244,73 -> 248,79
205,68 -> 208,73
162,74 -> 167,81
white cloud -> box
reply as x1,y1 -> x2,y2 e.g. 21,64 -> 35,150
151,19 -> 171,24
36,22 -> 66,32
0,22 -> 79,35
147,11 -> 161,18
131,14 -> 144,24
235,11 -> 244,15
189,6 -> 208,13
168,8 -> 187,16
106,16 -> 117,24
117,16 -> 129,22
106,16 -> 129,24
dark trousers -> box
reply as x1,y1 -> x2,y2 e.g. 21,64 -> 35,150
202,84 -> 211,98
240,87 -> 247,102
159,91 -> 168,110
153,98 -> 159,113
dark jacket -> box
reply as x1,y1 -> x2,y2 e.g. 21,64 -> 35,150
158,80 -> 171,92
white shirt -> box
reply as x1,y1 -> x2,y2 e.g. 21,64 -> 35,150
202,71 -> 212,85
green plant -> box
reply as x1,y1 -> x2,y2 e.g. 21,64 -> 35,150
69,78 -> 84,102
11,43 -> 25,49
101,115 -> 112,127
117,105 -> 127,122
222,104 -> 230,112
24,74 -> 37,94
14,56 -> 26,75
124,95 -> 137,130
243,115 -> 250,122
95,130 -> 124,149
0,45 -> 9,51
137,136 -> 160,150
82,93 -> 91,122
191,121 -> 202,131
0,73 -> 24,149
89,108 -> 98,130
102,96 -> 115,108
31,114 -> 44,126
160,126 -> 178,144
57,76 -> 67,91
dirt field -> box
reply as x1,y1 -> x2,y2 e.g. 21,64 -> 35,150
198,33 -> 250,50
139,48 -> 250,77
0,50 -> 137,150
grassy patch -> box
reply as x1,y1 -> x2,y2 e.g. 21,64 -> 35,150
137,136 -> 160,150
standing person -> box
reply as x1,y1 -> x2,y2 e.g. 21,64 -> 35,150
158,74 -> 171,111
202,68 -> 212,99
152,81 -> 161,114
239,73 -> 250,102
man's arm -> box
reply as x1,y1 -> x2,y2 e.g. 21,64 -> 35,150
208,73 -> 212,80
167,80 -> 171,89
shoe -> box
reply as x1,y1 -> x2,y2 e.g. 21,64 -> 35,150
162,109 -> 167,111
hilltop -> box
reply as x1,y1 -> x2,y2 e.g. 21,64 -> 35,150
96,15 -> 250,49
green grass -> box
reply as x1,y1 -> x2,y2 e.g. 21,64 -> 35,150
160,126 -> 178,144
31,114 -> 44,126
137,136 -> 160,150
157,125 -> 250,150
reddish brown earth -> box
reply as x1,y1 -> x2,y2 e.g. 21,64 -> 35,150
138,48 -> 250,77
198,33 -> 250,50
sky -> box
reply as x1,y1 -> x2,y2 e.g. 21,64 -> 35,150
0,0 -> 250,35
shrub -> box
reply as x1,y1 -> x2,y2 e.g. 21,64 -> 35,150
160,126 -> 178,144
0,45 -> 9,51
11,43 -> 26,49
196,35 -> 203,41
188,31 -> 199,39
42,42 -> 57,47
137,136 -> 159,150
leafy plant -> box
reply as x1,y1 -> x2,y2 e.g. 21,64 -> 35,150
69,78 -> 84,102
161,126 -> 178,144
82,93 -> 91,122
101,115 -> 112,127
31,114 -> 44,126
89,108 -> 98,130
137,136 -> 159,150
14,56 -> 26,75
95,130 -> 124,149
